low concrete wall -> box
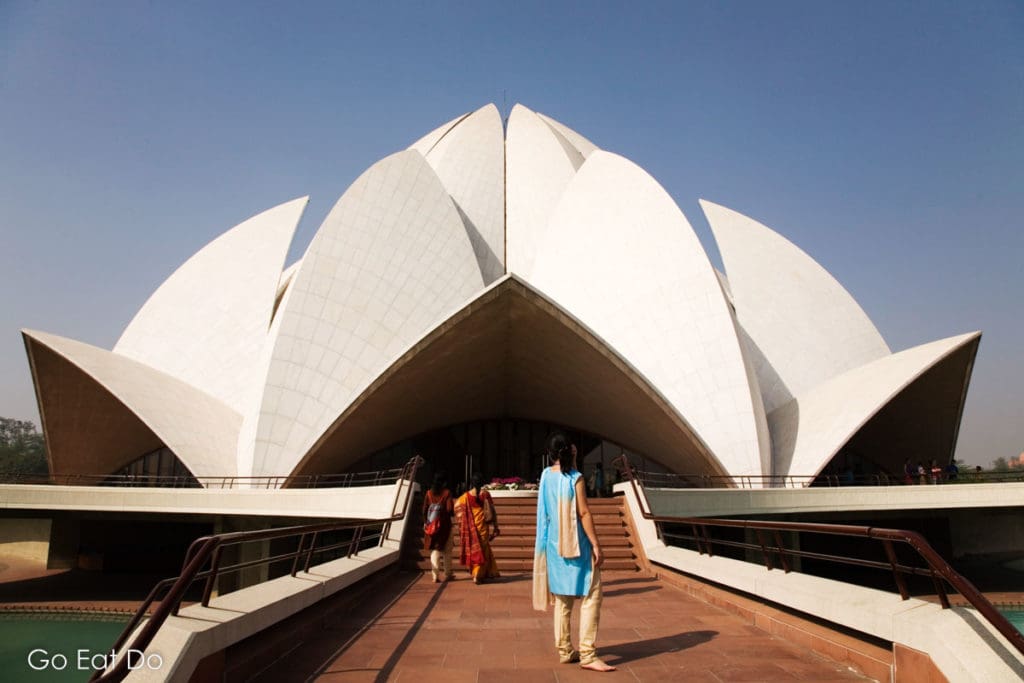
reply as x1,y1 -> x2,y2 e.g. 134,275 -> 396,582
125,545 -> 402,682
0,482 -> 403,519
616,483 -> 1024,683
643,482 -> 1024,518
113,481 -> 417,682
0,517 -> 51,564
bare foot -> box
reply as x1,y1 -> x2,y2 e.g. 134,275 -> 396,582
580,659 -> 616,672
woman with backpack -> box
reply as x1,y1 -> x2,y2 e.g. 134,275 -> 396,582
423,471 -> 455,583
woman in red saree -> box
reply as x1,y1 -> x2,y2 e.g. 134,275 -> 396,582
454,472 -> 501,584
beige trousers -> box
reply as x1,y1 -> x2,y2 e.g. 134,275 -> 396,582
553,568 -> 603,664
430,533 -> 453,579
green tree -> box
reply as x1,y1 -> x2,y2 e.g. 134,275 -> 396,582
991,456 -> 1011,472
0,417 -> 48,476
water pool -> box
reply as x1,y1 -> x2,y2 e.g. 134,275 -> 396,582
0,611 -> 129,682
1001,609 -> 1024,635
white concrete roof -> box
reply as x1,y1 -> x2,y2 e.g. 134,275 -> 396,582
505,104 -> 581,279
408,110 -> 470,154
770,332 -> 981,478
115,197 -> 306,413
251,150 -> 486,478
236,258 -> 300,479
530,151 -> 770,478
25,329 -> 241,478
703,199 -> 890,414
536,111 -> 599,162
289,276 -> 727,478
22,103 -> 982,486
414,103 -> 506,284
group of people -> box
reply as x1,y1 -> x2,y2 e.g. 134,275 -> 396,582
422,471 -> 500,585
902,458 -> 959,485
421,431 -> 616,672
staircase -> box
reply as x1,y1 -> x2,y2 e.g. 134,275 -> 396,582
403,493 -> 642,573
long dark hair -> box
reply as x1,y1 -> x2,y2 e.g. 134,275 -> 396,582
470,471 -> 485,491
545,431 -> 574,474
431,471 -> 447,496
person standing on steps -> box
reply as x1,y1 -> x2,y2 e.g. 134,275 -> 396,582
533,431 -> 616,672
588,462 -> 605,497
422,471 -> 455,583
454,471 -> 501,584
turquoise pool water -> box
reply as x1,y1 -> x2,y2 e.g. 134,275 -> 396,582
1002,609 -> 1024,635
0,612 -> 129,682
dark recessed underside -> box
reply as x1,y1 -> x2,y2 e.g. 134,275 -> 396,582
292,277 -> 726,478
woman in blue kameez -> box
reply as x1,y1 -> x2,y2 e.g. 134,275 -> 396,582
532,431 -> 615,672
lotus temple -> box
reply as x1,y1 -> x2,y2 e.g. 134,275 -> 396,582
21,103 -> 978,487
7,104 -> 1024,682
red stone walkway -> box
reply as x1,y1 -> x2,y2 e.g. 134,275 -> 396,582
252,570 -> 875,682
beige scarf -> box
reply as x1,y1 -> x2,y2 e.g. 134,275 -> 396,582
533,470 -> 581,611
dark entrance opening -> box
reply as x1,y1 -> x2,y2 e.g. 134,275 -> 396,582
347,418 -> 666,492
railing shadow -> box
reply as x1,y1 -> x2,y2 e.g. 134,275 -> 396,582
612,454 -> 1024,660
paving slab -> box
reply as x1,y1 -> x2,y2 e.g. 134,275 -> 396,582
252,570 -> 876,682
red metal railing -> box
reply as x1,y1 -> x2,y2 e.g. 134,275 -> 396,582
89,456 -> 422,683
628,468 -> 1024,489
0,466 -> 409,488
613,455 -> 1024,658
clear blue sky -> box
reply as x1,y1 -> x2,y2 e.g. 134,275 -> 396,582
1,1 -> 1021,467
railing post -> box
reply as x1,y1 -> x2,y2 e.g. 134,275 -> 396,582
881,539 -> 910,600
930,568 -> 951,609
700,524 -> 715,558
691,524 -> 705,554
291,533 -> 310,577
200,545 -> 224,608
348,526 -> 364,558
771,531 -> 791,573
755,529 -> 774,570
303,531 -> 320,574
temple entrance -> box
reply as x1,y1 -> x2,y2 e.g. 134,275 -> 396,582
347,417 -> 666,492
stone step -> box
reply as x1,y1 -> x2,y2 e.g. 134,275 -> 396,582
488,513 -> 627,522
488,496 -> 624,506
417,525 -> 633,541
411,558 -> 640,572
489,533 -> 634,547
405,492 -> 642,572
414,545 -> 636,560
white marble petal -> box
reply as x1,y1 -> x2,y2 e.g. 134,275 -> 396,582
415,103 -> 505,283
530,151 -> 770,479
408,111 -> 470,155
536,111 -> 599,160
25,329 -> 241,479
505,104 -> 580,279
236,262 -> 301,480
702,200 -> 890,414
771,332 -> 980,479
251,150 -> 486,478
115,197 -> 307,413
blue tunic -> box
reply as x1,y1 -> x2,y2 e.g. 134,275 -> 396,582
536,466 -> 593,597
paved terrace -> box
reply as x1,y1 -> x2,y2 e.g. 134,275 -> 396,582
238,569 -> 878,683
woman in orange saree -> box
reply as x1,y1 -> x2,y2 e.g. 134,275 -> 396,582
454,472 -> 501,584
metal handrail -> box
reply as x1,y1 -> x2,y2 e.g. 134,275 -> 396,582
625,468 -> 1024,489
612,455 -> 1024,658
0,466 -> 409,488
90,455 -> 422,683
5,466 -> 1021,488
